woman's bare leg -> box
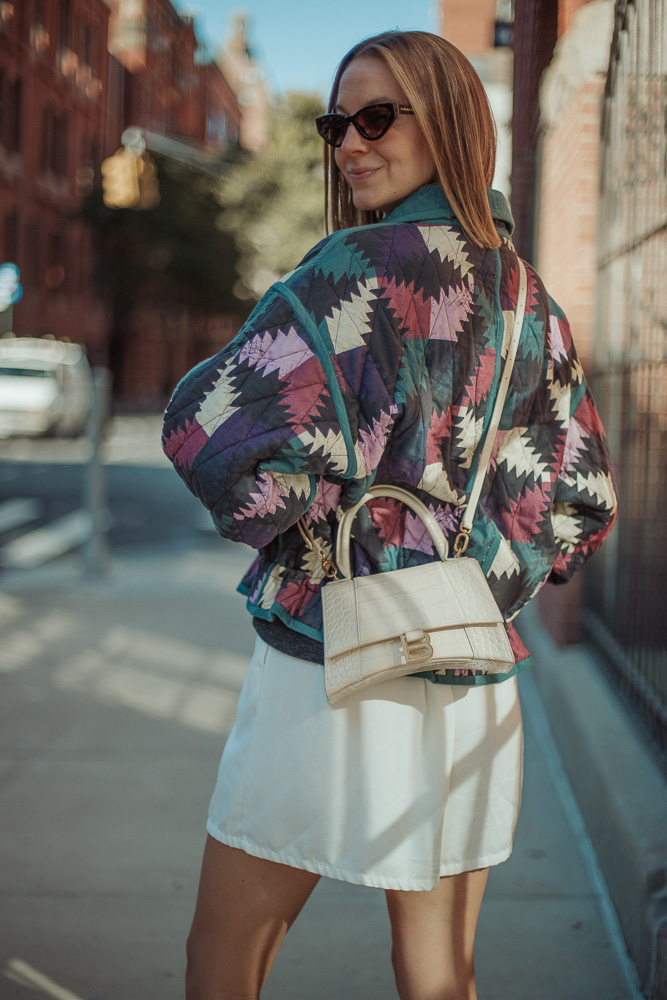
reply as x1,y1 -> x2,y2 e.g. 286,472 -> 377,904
186,835 -> 320,1000
385,867 -> 489,1000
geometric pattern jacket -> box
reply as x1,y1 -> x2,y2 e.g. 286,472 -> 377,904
162,185 -> 618,686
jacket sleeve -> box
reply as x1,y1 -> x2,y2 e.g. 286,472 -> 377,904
547,303 -> 618,583
161,271 -> 392,549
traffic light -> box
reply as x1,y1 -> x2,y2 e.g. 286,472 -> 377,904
100,150 -> 160,210
101,149 -> 140,208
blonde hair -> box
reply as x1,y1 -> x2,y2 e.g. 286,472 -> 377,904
324,31 -> 501,248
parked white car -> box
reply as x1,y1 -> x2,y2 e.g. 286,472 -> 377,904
0,337 -> 94,438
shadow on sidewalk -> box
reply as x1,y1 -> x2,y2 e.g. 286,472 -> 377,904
0,545 -> 639,1000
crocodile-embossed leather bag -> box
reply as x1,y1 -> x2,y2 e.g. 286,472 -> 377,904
297,260 -> 528,705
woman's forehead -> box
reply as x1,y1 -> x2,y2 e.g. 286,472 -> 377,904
335,57 -> 405,113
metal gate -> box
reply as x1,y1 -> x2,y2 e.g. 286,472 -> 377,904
586,0 -> 667,758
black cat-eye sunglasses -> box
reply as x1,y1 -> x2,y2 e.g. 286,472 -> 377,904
315,102 -> 414,148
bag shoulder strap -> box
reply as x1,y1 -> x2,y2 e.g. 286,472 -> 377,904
298,257 -> 529,569
454,258 -> 528,554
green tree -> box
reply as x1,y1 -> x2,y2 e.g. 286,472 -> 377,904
217,92 -> 326,299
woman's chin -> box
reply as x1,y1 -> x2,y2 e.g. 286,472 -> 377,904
352,195 -> 398,215
351,194 -> 379,213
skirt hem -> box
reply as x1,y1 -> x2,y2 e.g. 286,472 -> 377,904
205,821 -> 514,892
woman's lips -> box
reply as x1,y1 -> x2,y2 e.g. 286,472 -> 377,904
347,167 -> 380,182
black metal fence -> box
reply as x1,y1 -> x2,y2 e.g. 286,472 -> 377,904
585,0 -> 667,759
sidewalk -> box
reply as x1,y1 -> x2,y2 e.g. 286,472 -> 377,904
0,540 -> 642,1000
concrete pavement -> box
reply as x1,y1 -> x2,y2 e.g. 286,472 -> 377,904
0,538 -> 643,1000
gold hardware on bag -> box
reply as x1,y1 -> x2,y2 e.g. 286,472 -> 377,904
295,516 -> 340,579
320,554 -> 340,579
401,629 -> 434,664
453,526 -> 471,557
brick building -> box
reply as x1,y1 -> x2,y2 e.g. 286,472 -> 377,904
0,0 -> 113,357
511,0 -> 603,266
106,0 -> 242,150
439,0 -> 514,198
100,1 -> 250,405
510,0 -> 616,644
217,13 -> 270,153
511,5 -> 667,993
0,0 -> 251,401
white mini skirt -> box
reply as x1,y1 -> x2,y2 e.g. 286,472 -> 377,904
207,637 -> 524,891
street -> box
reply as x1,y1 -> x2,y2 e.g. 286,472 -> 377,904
0,418 -> 641,1000
0,417 -> 208,561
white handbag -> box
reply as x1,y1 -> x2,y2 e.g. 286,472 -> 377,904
298,260 -> 528,705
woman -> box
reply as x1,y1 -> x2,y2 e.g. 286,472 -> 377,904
163,31 -> 617,1000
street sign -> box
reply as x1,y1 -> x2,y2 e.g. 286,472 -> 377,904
0,263 -> 22,313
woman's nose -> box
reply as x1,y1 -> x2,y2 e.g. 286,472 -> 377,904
338,122 -> 369,154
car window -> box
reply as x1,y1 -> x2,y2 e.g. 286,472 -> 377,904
0,367 -> 55,378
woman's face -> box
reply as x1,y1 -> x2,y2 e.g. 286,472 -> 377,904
334,56 -> 436,214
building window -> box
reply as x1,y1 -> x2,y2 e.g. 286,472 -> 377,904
46,230 -> 66,291
4,208 -> 19,263
206,114 -> 228,146
57,0 -> 71,49
1,76 -> 22,153
53,113 -> 68,176
82,24 -> 97,71
8,77 -> 21,153
24,217 -> 40,285
32,0 -> 46,26
40,107 -> 68,176
39,106 -> 52,172
14,0 -> 29,41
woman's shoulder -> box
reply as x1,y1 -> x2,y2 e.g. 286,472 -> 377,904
286,215 -> 473,294
292,222 -> 393,271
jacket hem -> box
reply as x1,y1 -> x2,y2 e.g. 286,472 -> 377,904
243,598 -> 324,643
422,656 -> 532,686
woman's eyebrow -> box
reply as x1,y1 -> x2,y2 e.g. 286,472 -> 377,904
334,97 -> 394,113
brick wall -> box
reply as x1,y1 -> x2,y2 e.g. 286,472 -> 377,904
0,0 -> 113,354
535,74 -> 605,643
440,0 -> 497,53
536,76 -> 605,369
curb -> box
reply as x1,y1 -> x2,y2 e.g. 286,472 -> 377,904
518,602 -> 667,1000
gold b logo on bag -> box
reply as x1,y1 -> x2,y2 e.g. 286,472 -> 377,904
401,629 -> 434,664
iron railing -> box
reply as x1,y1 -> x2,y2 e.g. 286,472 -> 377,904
586,0 -> 667,758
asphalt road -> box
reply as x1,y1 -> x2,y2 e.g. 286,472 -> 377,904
0,415 -> 217,558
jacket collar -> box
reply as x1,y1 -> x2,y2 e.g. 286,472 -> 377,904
384,184 -> 515,237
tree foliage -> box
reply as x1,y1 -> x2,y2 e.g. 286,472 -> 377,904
217,92 -> 326,299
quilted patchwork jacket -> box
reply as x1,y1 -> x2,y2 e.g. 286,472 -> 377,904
162,185 -> 618,685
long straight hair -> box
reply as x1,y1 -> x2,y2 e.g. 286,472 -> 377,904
324,31 -> 501,248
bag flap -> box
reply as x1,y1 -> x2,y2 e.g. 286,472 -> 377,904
322,558 -> 504,660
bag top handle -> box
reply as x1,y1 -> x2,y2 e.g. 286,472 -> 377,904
335,485 -> 448,580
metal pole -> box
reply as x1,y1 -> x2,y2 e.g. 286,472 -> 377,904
84,367 -> 113,577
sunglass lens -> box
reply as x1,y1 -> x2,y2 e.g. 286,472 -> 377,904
316,104 -> 397,146
356,105 -> 394,138
318,116 -> 346,146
